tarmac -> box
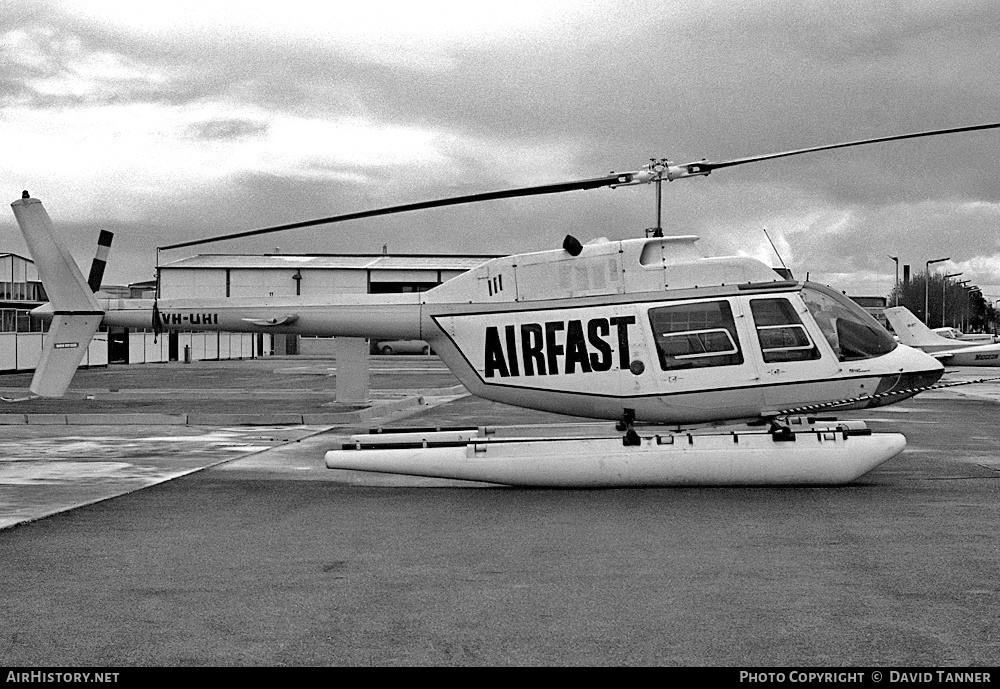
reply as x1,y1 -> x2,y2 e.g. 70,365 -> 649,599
1,355 -> 999,667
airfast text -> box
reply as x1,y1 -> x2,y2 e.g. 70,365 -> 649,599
484,316 -> 636,377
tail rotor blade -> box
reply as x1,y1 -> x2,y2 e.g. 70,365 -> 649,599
87,229 -> 114,293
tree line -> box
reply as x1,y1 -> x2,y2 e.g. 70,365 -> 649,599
887,274 -> 997,333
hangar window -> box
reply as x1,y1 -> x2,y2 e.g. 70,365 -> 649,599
648,300 -> 743,371
750,298 -> 821,363
0,309 -> 47,332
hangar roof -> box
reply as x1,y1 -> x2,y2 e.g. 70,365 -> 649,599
158,253 -> 500,271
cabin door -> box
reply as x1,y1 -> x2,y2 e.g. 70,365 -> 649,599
643,298 -> 765,422
741,295 -> 840,415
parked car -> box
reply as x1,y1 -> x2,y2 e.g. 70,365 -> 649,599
373,339 -> 432,355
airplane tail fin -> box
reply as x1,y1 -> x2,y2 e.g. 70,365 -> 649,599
10,193 -> 104,397
884,306 -> 957,347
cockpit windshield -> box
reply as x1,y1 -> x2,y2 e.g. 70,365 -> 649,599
800,283 -> 897,361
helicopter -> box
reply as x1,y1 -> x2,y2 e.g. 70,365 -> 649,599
10,122 -> 1000,487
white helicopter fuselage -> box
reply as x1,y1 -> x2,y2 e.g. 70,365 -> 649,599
88,235 -> 943,424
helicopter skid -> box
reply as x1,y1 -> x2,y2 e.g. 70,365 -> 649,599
325,427 -> 905,487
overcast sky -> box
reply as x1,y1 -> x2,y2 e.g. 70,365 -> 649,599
2,0 -> 999,302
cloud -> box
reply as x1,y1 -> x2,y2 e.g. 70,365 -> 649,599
0,25 -> 171,108
185,118 -> 268,141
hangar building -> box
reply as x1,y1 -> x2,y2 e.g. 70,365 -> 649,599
0,252 -> 75,372
157,252 -> 492,299
149,251 -> 498,357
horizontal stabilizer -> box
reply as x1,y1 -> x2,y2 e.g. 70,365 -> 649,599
31,315 -> 102,397
241,315 -> 299,327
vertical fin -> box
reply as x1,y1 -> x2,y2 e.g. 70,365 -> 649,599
10,193 -> 104,397
884,306 -> 958,347
31,315 -> 103,397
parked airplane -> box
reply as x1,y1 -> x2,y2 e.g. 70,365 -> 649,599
931,326 -> 997,344
11,121 -> 1000,486
885,306 -> 1000,366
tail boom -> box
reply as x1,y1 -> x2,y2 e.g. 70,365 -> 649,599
97,296 -> 424,340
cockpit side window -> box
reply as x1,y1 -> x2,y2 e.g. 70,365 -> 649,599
648,300 -> 744,371
749,298 -> 821,363
800,283 -> 897,361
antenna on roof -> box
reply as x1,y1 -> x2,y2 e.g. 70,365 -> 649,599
763,228 -> 793,279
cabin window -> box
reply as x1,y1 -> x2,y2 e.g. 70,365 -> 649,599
800,283 -> 897,361
750,298 -> 821,363
648,300 -> 744,371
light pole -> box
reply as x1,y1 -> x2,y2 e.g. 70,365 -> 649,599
925,257 -> 950,325
942,273 -> 962,327
889,256 -> 899,306
957,281 -> 971,330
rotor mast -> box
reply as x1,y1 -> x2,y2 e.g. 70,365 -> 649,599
641,158 -> 677,238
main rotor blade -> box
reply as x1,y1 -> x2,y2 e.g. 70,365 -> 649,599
162,120 -> 1000,251
692,121 -> 1000,173
159,172 -> 633,251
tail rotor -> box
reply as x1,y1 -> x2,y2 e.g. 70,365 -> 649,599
87,229 -> 114,293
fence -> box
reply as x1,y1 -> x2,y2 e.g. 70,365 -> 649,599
0,330 -> 270,372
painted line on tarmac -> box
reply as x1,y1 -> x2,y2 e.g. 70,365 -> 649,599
0,429 -> 308,531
